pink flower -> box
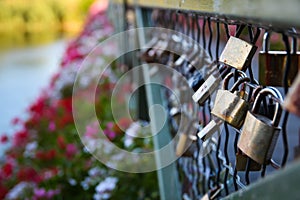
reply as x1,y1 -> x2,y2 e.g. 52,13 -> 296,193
48,121 -> 56,132
103,122 -> 116,140
66,144 -> 78,159
85,121 -> 99,138
34,188 -> 47,198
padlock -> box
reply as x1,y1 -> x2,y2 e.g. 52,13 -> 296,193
259,32 -> 300,86
283,71 -> 300,117
197,118 -> 223,141
238,88 -> 283,164
211,71 -> 250,129
176,117 -> 198,157
219,36 -> 257,71
235,150 -> 261,171
192,68 -> 221,106
176,134 -> 197,157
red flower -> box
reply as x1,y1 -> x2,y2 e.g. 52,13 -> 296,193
65,144 -> 78,159
57,136 -> 66,149
11,117 -> 21,125
0,184 -> 8,200
13,130 -> 29,147
0,134 -> 8,143
17,167 -> 41,183
36,149 -> 57,161
1,162 -> 13,178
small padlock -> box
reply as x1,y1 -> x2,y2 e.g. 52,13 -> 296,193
259,32 -> 300,86
238,88 -> 283,164
283,71 -> 300,117
235,150 -> 261,171
211,71 -> 250,129
197,118 -> 223,141
219,36 -> 257,71
192,68 -> 221,106
176,117 -> 198,157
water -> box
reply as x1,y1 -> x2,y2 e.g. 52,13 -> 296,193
0,40 -> 67,151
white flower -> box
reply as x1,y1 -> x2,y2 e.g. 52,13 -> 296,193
68,178 -> 77,186
24,141 -> 37,158
88,167 -> 103,177
95,177 -> 118,194
5,182 -> 33,199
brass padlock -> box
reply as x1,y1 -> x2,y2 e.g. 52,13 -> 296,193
197,118 -> 222,141
238,88 -> 283,164
211,71 -> 250,129
192,68 -> 221,106
259,32 -> 300,86
219,36 -> 257,71
235,150 -> 261,171
283,71 -> 300,117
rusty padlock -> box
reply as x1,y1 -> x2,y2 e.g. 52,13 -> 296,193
219,36 -> 257,71
283,71 -> 300,117
238,88 -> 283,164
211,71 -> 250,129
235,149 -> 261,171
259,32 -> 300,86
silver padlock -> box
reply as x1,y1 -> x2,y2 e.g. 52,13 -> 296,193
238,88 -> 283,164
219,36 -> 257,71
197,118 -> 223,141
192,68 -> 221,106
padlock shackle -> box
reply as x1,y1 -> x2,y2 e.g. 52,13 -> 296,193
252,88 -> 283,127
222,71 -> 247,90
262,31 -> 298,54
230,77 -> 251,92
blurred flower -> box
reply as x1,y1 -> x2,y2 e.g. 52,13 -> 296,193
17,167 -> 41,183
1,162 -> 13,178
57,136 -> 66,149
5,182 -> 33,200
66,144 -> 78,159
0,134 -> 9,143
48,121 -> 56,131
94,177 -> 118,200
13,130 -> 29,147
24,141 -> 38,158
85,121 -> 100,139
103,122 -> 116,140
11,117 -> 21,125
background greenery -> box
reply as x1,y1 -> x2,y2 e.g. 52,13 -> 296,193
0,0 -> 95,49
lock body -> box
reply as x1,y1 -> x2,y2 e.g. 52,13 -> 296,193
238,111 -> 281,164
259,51 -> 300,86
192,73 -> 220,105
211,90 -> 249,129
176,134 -> 196,157
235,152 -> 261,171
197,120 -> 222,141
219,36 -> 257,70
